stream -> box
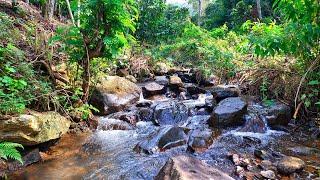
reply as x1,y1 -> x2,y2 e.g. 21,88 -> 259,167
10,76 -> 320,180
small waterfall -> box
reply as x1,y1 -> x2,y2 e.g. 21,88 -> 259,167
139,91 -> 145,102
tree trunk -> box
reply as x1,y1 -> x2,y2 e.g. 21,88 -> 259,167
81,46 -> 90,103
256,0 -> 262,19
48,0 -> 55,19
66,0 -> 75,25
197,0 -> 202,26
12,0 -> 17,9
42,1 -> 49,19
77,0 -> 80,27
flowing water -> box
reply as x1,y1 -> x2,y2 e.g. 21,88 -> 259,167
10,88 -> 320,179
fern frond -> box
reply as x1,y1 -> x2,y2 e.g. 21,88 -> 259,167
0,142 -> 23,164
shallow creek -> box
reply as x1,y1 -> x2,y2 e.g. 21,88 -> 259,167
10,86 -> 320,179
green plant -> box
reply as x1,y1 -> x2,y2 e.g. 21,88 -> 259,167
260,77 -> 274,106
0,142 -> 23,164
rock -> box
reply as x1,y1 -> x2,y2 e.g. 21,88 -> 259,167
0,111 -> 70,146
0,159 -> 7,177
117,68 -> 129,77
169,75 -> 184,87
239,114 -> 266,133
89,76 -> 141,115
277,156 -> 305,174
143,82 -> 165,97
134,126 -> 187,154
208,97 -> 247,127
210,85 -> 240,102
184,83 -> 206,95
254,149 -> 271,160
138,108 -> 154,122
236,166 -> 245,178
98,118 -> 134,130
187,129 -> 214,153
287,146 -> 320,156
153,101 -> 188,126
259,160 -> 273,170
260,170 -> 276,179
155,76 -> 169,86
154,62 -> 169,75
265,103 -> 291,127
125,75 -> 137,83
7,148 -> 41,171
155,155 -> 234,180
108,111 -> 138,126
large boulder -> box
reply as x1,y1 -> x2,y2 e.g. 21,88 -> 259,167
89,76 -> 141,115
265,103 -> 291,127
208,97 -> 247,127
169,75 -> 184,87
143,82 -> 165,97
134,126 -> 187,154
153,101 -> 188,126
155,155 -> 234,180
277,156 -> 305,175
210,85 -> 240,102
0,111 -> 70,146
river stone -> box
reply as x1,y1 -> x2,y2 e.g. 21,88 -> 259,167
155,76 -> 169,86
143,82 -> 165,97
0,111 -> 70,146
89,76 -> 141,115
134,126 -> 187,154
287,146 -> 320,156
208,97 -> 247,127
169,75 -> 184,87
260,170 -> 276,179
155,155 -> 234,180
107,111 -> 138,126
98,118 -> 134,130
184,83 -> 206,95
239,114 -> 266,133
138,108 -> 154,122
153,101 -> 188,126
265,103 -> 291,127
277,156 -> 305,174
210,85 -> 240,102
7,148 -> 41,171
187,128 -> 214,153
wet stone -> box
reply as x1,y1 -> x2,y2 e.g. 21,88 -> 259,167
277,156 -> 305,175
254,149 -> 271,160
208,97 -> 247,127
155,76 -> 169,86
153,101 -> 188,126
265,102 -> 292,128
155,155 -> 234,180
210,85 -> 240,102
134,126 -> 187,154
260,170 -> 276,179
187,128 -> 214,153
138,108 -> 154,122
98,118 -> 135,130
143,82 -> 166,97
